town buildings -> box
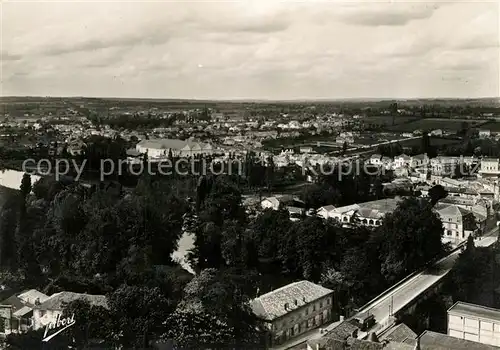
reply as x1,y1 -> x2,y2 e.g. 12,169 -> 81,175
317,198 -> 404,228
0,289 -> 49,335
250,281 -> 334,346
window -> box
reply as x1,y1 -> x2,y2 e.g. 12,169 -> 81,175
343,217 -> 348,222
320,301 -> 323,308
305,307 -> 308,316
313,304 -> 316,311
447,230 -> 452,236
449,218 -> 452,222
327,298 -> 330,305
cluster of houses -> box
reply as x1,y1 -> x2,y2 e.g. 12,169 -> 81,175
0,289 -> 107,336
258,154 -> 500,247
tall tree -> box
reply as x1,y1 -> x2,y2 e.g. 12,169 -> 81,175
379,197 -> 445,284
20,173 -> 32,199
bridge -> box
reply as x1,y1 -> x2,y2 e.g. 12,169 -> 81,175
355,227 -> 498,339
275,227 -> 498,350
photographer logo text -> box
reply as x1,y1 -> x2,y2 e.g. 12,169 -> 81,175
42,314 -> 76,342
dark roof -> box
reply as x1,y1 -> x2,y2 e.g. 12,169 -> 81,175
324,320 -> 361,341
419,330 -> 500,350
349,339 -> 384,350
250,281 -> 333,321
380,323 -> 417,343
448,301 -> 500,323
307,337 -> 347,350
0,295 -> 25,312
36,292 -> 108,311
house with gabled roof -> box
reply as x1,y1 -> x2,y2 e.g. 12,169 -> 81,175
250,281 -> 334,346
0,289 -> 49,335
317,205 -> 336,220
435,204 -> 478,246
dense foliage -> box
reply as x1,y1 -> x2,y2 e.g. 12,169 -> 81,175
0,164 -> 448,348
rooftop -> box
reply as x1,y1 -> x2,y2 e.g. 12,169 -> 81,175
324,319 -> 361,341
359,197 -> 404,214
250,281 -> 333,322
36,292 -> 108,311
17,289 -> 49,306
319,205 -> 336,212
435,204 -> 473,218
448,301 -> 500,323
380,323 -> 417,343
419,330 -> 500,350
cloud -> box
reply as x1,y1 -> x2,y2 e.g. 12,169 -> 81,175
337,3 -> 440,26
1,1 -> 498,99
1,51 -> 22,61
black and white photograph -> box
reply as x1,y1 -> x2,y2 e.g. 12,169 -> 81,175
0,0 -> 500,349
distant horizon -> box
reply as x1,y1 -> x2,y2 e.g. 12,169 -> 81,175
1,95 -> 499,103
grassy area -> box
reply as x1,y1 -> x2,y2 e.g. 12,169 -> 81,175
361,116 -> 419,125
477,121 -> 500,132
399,136 -> 461,148
388,118 -> 487,132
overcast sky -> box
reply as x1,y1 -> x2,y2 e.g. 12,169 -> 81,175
1,0 -> 499,100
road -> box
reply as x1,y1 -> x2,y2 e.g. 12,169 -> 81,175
275,228 -> 498,350
357,228 -> 498,338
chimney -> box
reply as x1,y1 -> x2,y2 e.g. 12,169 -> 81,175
367,332 -> 380,343
414,336 -> 421,350
339,315 -> 345,322
284,303 -> 289,310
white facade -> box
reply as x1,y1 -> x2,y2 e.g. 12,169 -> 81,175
448,302 -> 500,347
261,197 -> 280,211
479,158 -> 500,177
435,204 -> 475,246
394,154 -> 411,169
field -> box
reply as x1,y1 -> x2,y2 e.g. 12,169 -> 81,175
361,116 -> 419,126
477,121 -> 500,132
399,136 -> 461,148
388,118 -> 488,132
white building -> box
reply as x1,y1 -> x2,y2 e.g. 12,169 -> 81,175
448,301 -> 500,346
410,154 -> 429,169
135,138 -> 214,159
261,197 -> 281,211
317,205 -> 336,219
435,204 -> 477,246
479,158 -> 500,178
479,130 -> 492,138
394,154 -> 411,169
